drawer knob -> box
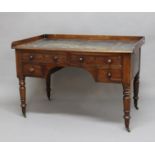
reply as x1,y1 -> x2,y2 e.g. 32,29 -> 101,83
107,72 -> 112,78
29,67 -> 35,73
29,55 -> 34,60
53,56 -> 58,61
107,59 -> 112,64
79,57 -> 84,62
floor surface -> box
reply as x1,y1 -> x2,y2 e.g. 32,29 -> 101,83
0,65 -> 154,141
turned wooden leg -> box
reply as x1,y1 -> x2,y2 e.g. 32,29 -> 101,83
122,84 -> 131,132
45,67 -> 63,100
133,72 -> 140,110
19,77 -> 26,117
46,74 -> 51,100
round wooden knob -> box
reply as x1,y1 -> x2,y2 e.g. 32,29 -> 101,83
79,57 -> 84,62
29,67 -> 35,72
107,59 -> 112,64
53,56 -> 58,61
29,55 -> 34,60
107,72 -> 112,78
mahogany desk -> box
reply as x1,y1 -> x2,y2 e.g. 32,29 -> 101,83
12,34 -> 145,132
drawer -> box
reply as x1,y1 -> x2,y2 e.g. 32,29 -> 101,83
22,53 -> 67,65
96,56 -> 122,68
23,64 -> 43,77
97,69 -> 122,82
69,54 -> 95,67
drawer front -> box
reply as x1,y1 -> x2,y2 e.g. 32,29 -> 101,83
22,53 -> 67,65
23,64 -> 43,77
97,69 -> 122,82
69,54 -> 95,67
96,56 -> 122,68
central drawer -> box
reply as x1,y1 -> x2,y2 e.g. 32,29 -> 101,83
22,53 -> 67,65
69,53 -> 122,68
69,54 -> 95,67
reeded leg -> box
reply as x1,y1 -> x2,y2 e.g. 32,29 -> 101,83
46,74 -> 51,100
122,84 -> 131,132
133,72 -> 140,110
19,77 -> 26,117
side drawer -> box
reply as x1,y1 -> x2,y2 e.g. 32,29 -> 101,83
96,55 -> 122,69
23,64 -> 43,77
97,69 -> 122,82
22,53 -> 67,65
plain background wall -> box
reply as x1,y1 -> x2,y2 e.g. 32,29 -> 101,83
0,13 -> 155,141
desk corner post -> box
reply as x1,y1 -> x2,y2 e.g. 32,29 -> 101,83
122,54 -> 132,132
19,77 -> 26,117
46,74 -> 51,100
122,83 -> 131,132
133,71 -> 140,110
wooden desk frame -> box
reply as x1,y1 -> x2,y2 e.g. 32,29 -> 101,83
12,34 -> 145,132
